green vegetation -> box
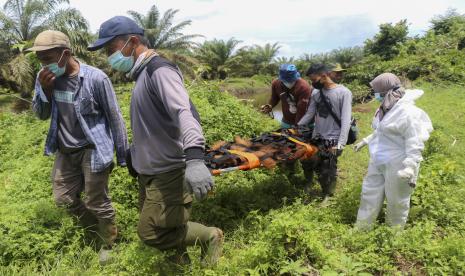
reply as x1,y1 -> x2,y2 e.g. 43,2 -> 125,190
128,4 -> 200,77
2,1 -> 465,104
1,2 -> 465,275
0,80 -> 464,275
215,75 -> 273,96
194,38 -> 243,80
0,0 -> 90,97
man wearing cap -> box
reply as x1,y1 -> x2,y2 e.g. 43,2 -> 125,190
261,64 -> 312,129
88,16 -> 222,266
329,63 -> 346,83
261,64 -> 314,189
298,64 -> 353,205
29,30 -> 128,264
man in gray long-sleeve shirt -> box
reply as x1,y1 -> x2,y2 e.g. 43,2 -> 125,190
88,16 -> 223,266
298,64 -> 353,203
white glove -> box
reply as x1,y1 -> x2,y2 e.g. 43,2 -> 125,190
397,167 -> 415,181
353,140 -> 367,152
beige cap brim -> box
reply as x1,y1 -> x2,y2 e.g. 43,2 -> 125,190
26,44 -> 67,52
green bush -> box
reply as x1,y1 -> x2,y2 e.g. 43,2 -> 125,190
189,82 -> 278,144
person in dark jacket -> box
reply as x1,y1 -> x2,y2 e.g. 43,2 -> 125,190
261,64 -> 314,190
261,64 -> 312,128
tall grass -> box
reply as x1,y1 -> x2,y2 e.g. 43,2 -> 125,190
0,82 -> 464,275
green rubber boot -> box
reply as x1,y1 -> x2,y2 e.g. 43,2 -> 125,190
184,222 -> 223,267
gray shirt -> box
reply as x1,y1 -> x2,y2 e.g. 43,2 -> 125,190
130,65 -> 205,175
54,74 -> 89,151
298,85 -> 352,146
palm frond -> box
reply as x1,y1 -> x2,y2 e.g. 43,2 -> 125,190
156,48 -> 198,78
1,53 -> 34,96
145,5 -> 160,29
129,4 -> 198,53
48,7 -> 90,57
127,10 -> 144,27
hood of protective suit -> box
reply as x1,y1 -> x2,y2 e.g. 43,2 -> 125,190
368,89 -> 433,166
397,89 -> 424,104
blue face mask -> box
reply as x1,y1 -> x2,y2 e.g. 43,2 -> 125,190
374,92 -> 384,102
108,39 -> 135,72
43,51 -> 67,77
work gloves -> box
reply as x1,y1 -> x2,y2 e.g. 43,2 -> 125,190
397,159 -> 418,188
185,159 -> 215,200
398,167 -> 415,181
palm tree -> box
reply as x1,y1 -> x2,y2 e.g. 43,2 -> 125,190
0,0 -> 89,55
128,4 -> 202,77
48,7 -> 91,57
0,52 -> 34,95
274,56 -> 295,64
195,38 -> 242,79
0,0 -> 90,100
251,42 -> 281,75
330,46 -> 364,68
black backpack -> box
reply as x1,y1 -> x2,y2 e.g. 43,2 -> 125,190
318,89 -> 358,145
145,55 -> 202,123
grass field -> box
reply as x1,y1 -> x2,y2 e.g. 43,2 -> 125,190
0,82 -> 464,275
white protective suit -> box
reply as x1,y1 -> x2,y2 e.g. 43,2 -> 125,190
355,89 -> 433,230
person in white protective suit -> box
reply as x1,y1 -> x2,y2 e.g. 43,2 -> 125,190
353,73 -> 433,230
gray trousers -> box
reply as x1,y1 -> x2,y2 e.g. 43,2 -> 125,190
51,149 -> 115,224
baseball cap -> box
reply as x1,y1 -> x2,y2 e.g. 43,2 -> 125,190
88,16 -> 144,51
279,64 -> 301,83
27,30 -> 71,52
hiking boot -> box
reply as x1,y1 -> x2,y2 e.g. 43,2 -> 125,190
201,227 -> 224,267
98,246 -> 113,266
320,195 -> 333,208
96,221 -> 117,265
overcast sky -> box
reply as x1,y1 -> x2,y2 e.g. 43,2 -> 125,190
3,0 -> 465,57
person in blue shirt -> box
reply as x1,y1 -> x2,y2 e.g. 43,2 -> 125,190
29,30 -> 128,264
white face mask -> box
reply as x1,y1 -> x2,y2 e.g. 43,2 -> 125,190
283,81 -> 295,89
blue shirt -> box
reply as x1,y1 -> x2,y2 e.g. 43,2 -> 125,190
32,62 -> 128,172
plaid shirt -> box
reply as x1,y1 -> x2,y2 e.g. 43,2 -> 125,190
32,62 -> 128,172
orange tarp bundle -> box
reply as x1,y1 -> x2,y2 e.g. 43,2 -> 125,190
206,131 -> 318,175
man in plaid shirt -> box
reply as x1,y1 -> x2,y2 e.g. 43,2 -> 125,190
29,30 -> 128,265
